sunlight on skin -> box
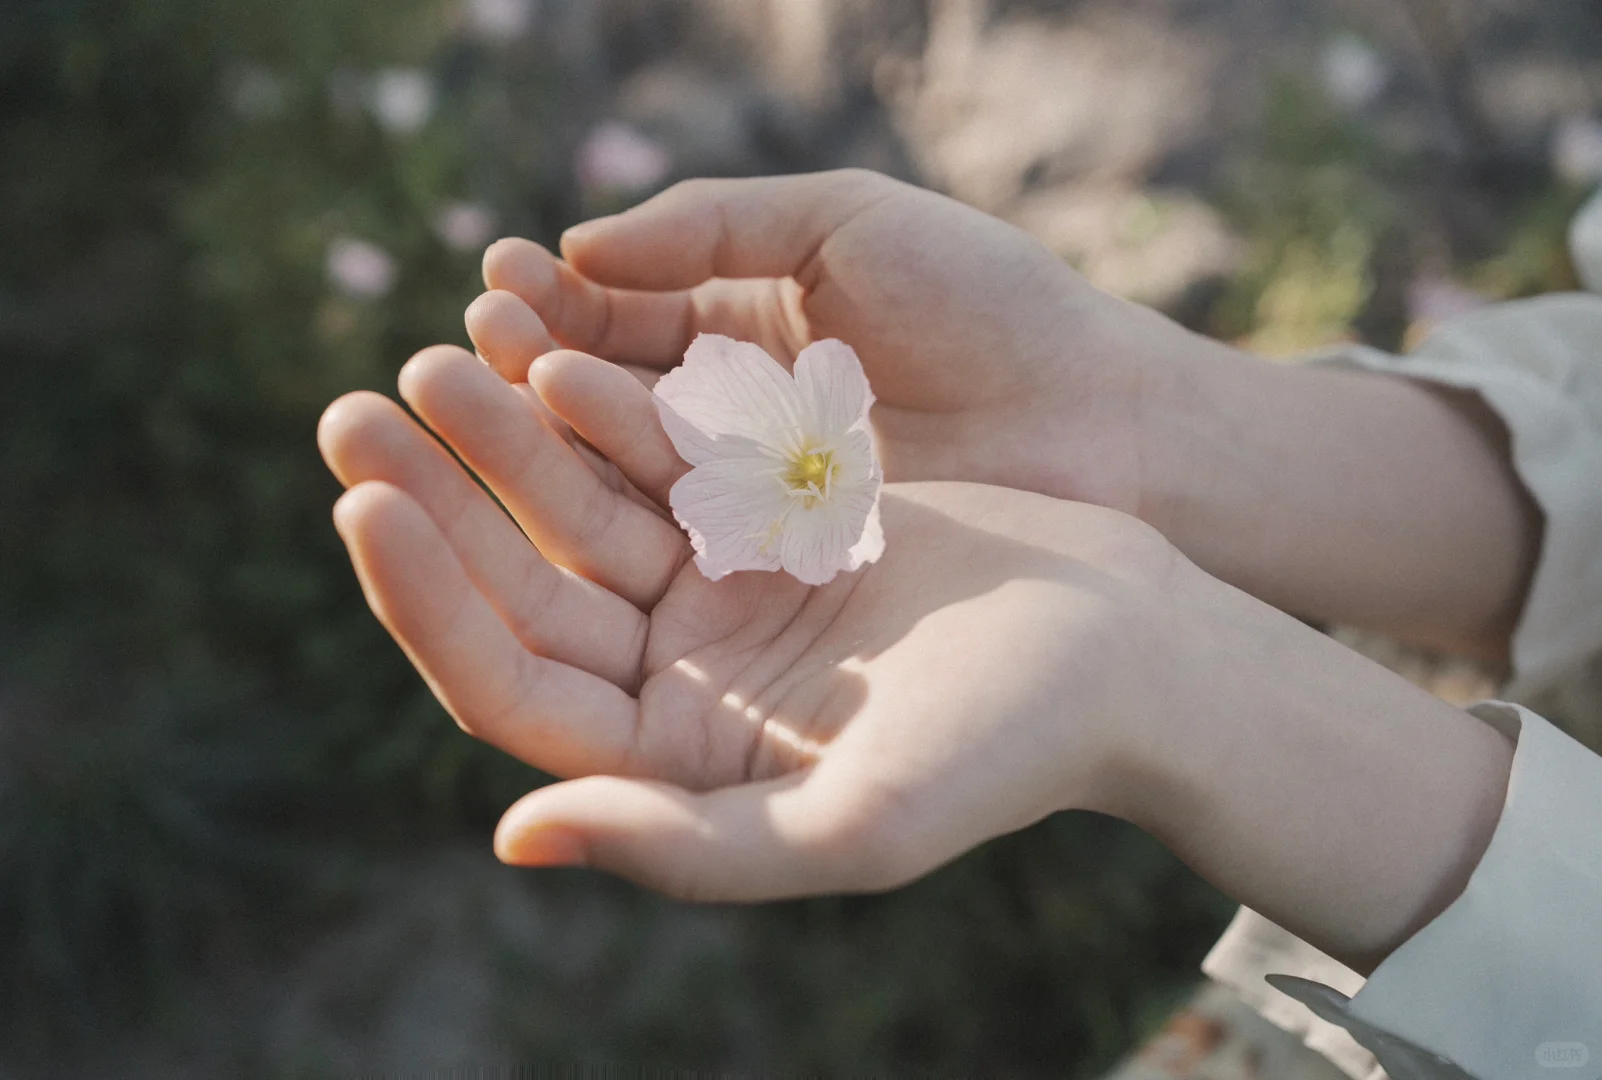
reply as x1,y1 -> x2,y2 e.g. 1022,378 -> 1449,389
318,169 -> 1530,975
477,169 -> 1538,662
322,328 -> 1514,976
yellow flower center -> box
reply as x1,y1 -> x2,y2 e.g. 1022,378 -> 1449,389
783,448 -> 837,504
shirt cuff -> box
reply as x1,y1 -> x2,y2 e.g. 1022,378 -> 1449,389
1303,297 -> 1602,699
1270,701 -> 1602,1080
1201,907 -> 1378,1077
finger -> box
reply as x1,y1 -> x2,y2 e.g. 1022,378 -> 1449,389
481,238 -> 692,365
318,391 -> 647,691
528,350 -> 690,509
333,481 -> 640,778
464,289 -> 558,384
492,763 -> 921,902
456,326 -> 669,519
557,169 -> 900,291
461,289 -> 664,447
397,345 -> 688,608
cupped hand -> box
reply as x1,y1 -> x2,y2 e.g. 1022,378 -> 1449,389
316,343 -> 1187,902
464,169 -> 1219,517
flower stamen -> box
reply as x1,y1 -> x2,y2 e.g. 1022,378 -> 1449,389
783,448 -> 837,506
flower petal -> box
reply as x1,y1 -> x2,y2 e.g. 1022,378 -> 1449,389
845,498 -> 885,570
653,334 -> 803,462
777,430 -> 883,586
653,397 -> 720,467
794,338 -> 873,438
779,497 -> 872,586
667,453 -> 791,581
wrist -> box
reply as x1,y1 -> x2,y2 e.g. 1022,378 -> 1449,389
1112,570 -> 1516,973
1137,343 -> 1542,660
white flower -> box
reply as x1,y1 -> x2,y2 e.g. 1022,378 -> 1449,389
462,0 -> 538,43
368,69 -> 436,135
326,237 -> 397,300
575,121 -> 672,195
653,335 -> 885,586
432,201 -> 497,252
1319,34 -> 1388,111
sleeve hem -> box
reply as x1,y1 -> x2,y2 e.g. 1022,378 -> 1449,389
1302,303 -> 1602,698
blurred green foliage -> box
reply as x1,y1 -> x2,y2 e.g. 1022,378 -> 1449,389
1207,77 -> 1398,354
1207,66 -> 1588,356
0,2 -> 1233,1073
1,0 -> 555,1041
20,3 -> 1588,1076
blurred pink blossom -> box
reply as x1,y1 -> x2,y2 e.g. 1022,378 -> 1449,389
463,0 -> 538,43
432,202 -> 498,253
1319,34 -> 1388,110
576,121 -> 672,195
1552,115 -> 1602,187
327,237 -> 398,300
368,69 -> 437,135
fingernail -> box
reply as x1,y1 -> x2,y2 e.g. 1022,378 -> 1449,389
502,825 -> 588,868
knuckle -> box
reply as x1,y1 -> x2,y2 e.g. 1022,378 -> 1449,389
1090,510 -> 1186,586
666,176 -> 718,204
503,560 -> 563,652
573,477 -> 621,548
830,166 -> 890,193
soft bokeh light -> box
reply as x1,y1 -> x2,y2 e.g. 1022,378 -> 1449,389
1553,115 -> 1602,187
1319,33 -> 1389,111
326,237 -> 399,300
432,201 -> 498,253
463,0 -> 539,42
575,119 -> 673,195
6,2 -> 1597,1076
368,68 -> 437,135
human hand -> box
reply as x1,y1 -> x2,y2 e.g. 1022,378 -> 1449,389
464,170 -> 1542,662
464,168 -> 1212,517
318,340 -> 1515,973
316,341 -> 1186,902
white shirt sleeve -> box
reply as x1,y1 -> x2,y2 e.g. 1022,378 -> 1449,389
1202,186 -> 1602,1079
1270,701 -> 1602,1080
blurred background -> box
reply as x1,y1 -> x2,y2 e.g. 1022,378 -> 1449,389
2,0 -> 1598,1076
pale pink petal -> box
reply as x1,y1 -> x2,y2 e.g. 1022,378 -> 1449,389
777,505 -> 847,586
653,398 -> 721,467
655,332 -> 886,586
779,494 -> 875,585
824,427 -> 881,494
653,334 -> 803,454
793,338 -> 873,438
846,499 -> 886,570
667,453 -> 790,581
777,434 -> 882,585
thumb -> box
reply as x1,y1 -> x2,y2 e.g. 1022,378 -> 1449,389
558,169 -> 901,292
493,766 -> 914,903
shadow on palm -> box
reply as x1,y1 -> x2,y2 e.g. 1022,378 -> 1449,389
321,340 -> 1165,900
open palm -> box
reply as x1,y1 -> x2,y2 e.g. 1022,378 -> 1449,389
465,169 -> 1169,513
319,343 -> 1177,902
